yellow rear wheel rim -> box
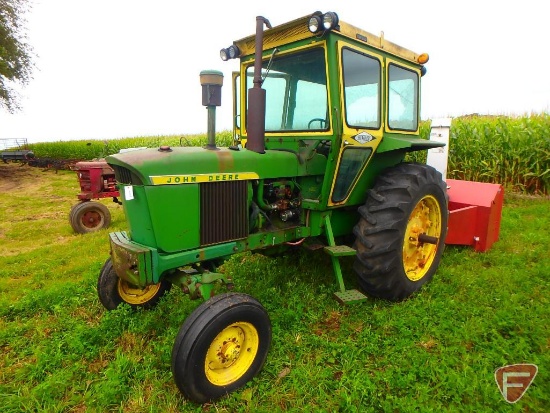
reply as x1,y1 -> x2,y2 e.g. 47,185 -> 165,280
117,279 -> 161,305
205,322 -> 259,386
403,195 -> 442,281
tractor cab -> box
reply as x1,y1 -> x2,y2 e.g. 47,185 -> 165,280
223,12 -> 439,210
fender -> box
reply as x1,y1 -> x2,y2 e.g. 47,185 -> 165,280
376,134 -> 445,153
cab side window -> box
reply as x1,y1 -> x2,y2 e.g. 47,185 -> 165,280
388,64 -> 419,131
342,48 -> 381,129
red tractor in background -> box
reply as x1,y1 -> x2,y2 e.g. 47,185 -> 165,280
69,160 -> 120,233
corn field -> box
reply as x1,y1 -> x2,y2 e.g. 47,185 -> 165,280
27,131 -> 234,162
27,114 -> 550,194
415,113 -> 549,194
448,114 -> 548,194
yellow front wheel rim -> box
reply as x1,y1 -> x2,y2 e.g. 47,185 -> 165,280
403,195 -> 442,281
205,322 -> 259,386
117,279 -> 162,305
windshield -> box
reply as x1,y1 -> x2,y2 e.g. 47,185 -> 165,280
246,47 -> 328,132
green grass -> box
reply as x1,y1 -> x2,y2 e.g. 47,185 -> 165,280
0,163 -> 548,412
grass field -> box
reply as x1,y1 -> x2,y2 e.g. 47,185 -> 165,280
0,162 -> 548,412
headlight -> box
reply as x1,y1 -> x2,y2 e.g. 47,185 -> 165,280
307,11 -> 339,33
308,15 -> 322,33
227,45 -> 240,59
220,45 -> 241,61
322,12 -> 339,30
220,48 -> 229,61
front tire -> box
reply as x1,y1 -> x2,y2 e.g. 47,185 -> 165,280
69,201 -> 111,233
97,258 -> 171,310
353,163 -> 448,301
171,293 -> 271,403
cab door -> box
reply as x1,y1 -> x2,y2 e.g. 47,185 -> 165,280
232,71 -> 243,146
328,42 -> 384,206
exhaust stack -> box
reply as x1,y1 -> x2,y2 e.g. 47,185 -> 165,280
246,16 -> 272,154
200,70 -> 224,150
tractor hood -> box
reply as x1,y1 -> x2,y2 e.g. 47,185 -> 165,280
106,146 -> 301,186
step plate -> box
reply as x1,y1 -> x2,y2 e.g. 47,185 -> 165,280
334,289 -> 369,304
324,245 -> 356,257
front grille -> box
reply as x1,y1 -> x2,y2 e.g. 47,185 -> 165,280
200,181 -> 248,246
111,165 -> 143,185
78,171 -> 91,192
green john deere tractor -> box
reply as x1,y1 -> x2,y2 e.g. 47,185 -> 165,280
97,11 -> 448,403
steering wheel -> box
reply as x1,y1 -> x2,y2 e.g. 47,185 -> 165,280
308,118 -> 327,129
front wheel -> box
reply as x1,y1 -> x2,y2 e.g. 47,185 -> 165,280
171,293 -> 271,403
353,163 -> 448,301
97,258 -> 171,310
69,201 -> 111,233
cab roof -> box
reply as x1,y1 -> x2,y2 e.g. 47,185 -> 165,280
234,12 -> 423,64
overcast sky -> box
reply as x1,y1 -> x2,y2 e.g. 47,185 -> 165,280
1,0 -> 549,143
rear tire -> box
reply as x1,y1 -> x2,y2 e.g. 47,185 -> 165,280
69,201 -> 111,233
97,258 -> 171,310
171,293 -> 271,403
353,163 -> 448,301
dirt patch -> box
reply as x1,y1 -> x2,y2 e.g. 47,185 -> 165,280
0,161 -> 78,193
0,163 -> 39,192
0,162 -> 78,198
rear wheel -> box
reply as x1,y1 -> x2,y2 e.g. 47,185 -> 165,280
97,258 -> 171,310
69,201 -> 111,233
171,293 -> 271,403
353,163 -> 448,301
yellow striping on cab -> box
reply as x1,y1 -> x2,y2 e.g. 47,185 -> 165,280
150,172 -> 259,185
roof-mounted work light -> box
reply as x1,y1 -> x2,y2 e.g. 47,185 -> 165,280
322,12 -> 339,30
308,14 -> 322,33
220,45 -> 241,61
308,11 -> 339,34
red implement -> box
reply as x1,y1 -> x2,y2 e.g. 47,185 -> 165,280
445,179 -> 504,252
